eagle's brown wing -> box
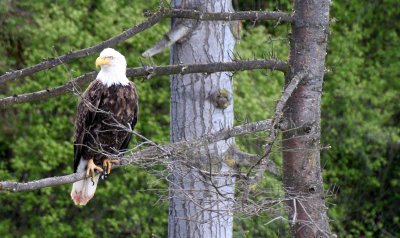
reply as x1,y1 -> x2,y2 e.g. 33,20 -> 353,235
119,82 -> 139,151
73,80 -> 104,172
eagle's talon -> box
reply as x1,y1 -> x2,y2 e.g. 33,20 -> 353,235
101,169 -> 108,180
86,159 -> 103,181
102,159 -> 119,176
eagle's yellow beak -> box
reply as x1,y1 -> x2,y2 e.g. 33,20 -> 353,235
95,56 -> 111,68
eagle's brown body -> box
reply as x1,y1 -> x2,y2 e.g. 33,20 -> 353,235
71,75 -> 138,206
71,48 -> 137,206
74,80 -> 138,172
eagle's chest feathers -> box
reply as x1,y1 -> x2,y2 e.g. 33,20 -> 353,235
98,84 -> 135,120
81,80 -> 137,153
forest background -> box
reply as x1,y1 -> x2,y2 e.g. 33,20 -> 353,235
0,0 -> 398,237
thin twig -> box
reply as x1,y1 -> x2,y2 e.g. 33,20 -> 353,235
229,147 -> 280,176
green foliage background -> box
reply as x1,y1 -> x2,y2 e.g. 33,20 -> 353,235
0,0 -> 398,237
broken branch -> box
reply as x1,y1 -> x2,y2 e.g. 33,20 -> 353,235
142,21 -> 195,57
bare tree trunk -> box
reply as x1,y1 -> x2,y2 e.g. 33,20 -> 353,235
282,0 -> 332,237
168,1 -> 235,238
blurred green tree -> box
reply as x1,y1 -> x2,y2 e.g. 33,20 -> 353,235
0,0 -> 398,237
322,1 -> 400,237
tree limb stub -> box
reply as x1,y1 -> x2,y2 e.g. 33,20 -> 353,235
0,59 -> 287,109
0,119 -> 272,192
142,22 -> 195,57
0,9 -> 291,85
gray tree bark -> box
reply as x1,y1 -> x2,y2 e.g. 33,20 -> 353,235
282,0 -> 332,237
168,0 -> 235,238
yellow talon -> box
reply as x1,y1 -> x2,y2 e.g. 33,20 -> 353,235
86,159 -> 103,180
102,159 -> 120,175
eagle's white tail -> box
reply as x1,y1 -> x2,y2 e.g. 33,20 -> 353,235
71,159 -> 100,206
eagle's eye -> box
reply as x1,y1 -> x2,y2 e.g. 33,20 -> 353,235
108,56 -> 114,60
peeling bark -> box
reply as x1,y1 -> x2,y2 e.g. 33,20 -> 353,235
282,0 -> 332,237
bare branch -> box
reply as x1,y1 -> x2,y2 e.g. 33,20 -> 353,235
0,59 -> 287,108
0,9 -> 169,86
0,71 -> 96,108
0,9 -> 291,85
168,9 -> 293,22
0,119 -> 272,192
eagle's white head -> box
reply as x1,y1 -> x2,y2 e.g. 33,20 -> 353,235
95,48 -> 129,87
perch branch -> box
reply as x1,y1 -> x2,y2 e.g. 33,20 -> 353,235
0,9 -> 292,85
0,119 -> 272,192
0,59 -> 287,108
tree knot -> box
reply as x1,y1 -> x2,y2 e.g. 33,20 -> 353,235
212,88 -> 232,109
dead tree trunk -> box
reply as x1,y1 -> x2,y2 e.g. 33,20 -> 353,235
282,0 -> 332,237
168,0 -> 235,237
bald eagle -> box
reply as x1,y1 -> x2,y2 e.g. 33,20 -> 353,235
71,48 -> 138,205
